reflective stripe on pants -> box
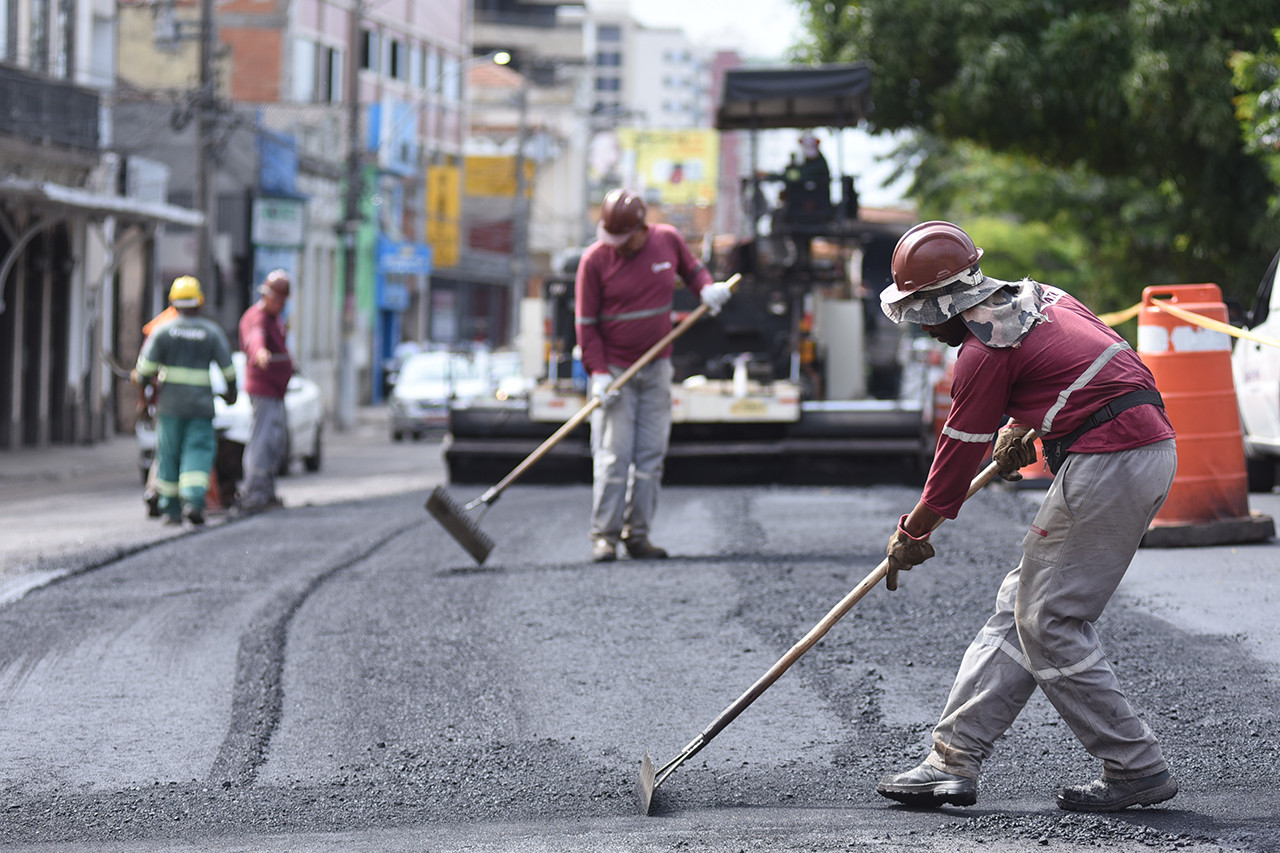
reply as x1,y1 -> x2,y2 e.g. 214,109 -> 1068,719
155,414 -> 217,517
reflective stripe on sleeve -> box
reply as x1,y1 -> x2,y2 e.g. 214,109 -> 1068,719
941,425 -> 998,444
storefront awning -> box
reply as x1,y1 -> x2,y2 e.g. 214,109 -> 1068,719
0,177 -> 204,227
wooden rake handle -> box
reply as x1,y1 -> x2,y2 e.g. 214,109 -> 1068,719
657,435 -> 1037,783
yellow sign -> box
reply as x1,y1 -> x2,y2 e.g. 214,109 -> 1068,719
426,165 -> 460,268
464,156 -> 534,198
617,128 -> 719,206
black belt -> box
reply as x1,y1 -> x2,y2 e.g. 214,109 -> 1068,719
1041,389 -> 1165,475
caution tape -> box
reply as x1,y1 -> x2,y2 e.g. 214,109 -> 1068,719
1096,304 -> 1141,326
1097,298 -> 1280,349
1148,299 -> 1280,348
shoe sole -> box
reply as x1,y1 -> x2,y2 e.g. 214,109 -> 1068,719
1057,779 -> 1178,813
878,785 -> 977,808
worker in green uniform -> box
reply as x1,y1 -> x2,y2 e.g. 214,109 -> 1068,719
133,276 -> 237,528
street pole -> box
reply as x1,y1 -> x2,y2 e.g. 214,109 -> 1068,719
195,0 -> 215,294
336,0 -> 363,431
511,80 -> 530,347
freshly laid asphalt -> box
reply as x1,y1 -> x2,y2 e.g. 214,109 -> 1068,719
0,417 -> 1278,852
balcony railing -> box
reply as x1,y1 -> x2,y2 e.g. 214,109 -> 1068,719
0,64 -> 100,152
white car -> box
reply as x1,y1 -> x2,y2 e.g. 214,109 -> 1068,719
137,352 -> 325,483
1232,249 -> 1280,492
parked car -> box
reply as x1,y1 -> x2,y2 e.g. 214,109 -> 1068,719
1232,248 -> 1280,492
387,350 -> 490,441
137,352 -> 325,488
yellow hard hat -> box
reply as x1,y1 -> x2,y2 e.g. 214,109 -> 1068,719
169,275 -> 204,308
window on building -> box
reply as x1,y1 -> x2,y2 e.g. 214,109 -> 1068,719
389,38 -> 407,81
598,24 -> 621,41
441,54 -> 460,101
292,39 -> 316,101
325,46 -> 342,102
595,76 -> 620,92
410,45 -> 423,89
425,48 -> 440,92
361,29 -> 378,71
596,51 -> 620,67
53,0 -> 73,78
291,39 -> 342,103
30,0 -> 49,72
0,0 -> 10,62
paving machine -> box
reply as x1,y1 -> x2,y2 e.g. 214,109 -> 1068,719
443,63 -> 941,486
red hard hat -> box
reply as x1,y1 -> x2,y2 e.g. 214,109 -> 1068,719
259,268 -> 291,299
889,221 -> 984,295
598,188 -> 646,246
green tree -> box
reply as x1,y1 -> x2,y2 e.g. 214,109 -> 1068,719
794,0 -> 1280,308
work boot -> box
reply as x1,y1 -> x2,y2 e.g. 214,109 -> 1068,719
1057,770 -> 1178,812
624,537 -> 668,560
592,538 -> 618,563
877,762 -> 978,807
144,491 -> 161,519
184,507 -> 206,528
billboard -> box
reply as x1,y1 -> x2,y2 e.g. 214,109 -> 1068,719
614,128 -> 719,206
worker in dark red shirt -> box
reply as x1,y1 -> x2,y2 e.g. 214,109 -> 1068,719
236,269 -> 294,516
875,221 -> 1179,813
575,188 -> 732,563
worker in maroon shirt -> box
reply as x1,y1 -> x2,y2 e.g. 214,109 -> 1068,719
575,188 -> 733,563
874,221 -> 1178,813
236,269 -> 294,516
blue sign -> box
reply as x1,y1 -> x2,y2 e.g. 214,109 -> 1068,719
377,234 -> 432,311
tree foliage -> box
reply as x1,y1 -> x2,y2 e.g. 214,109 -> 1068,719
792,0 -> 1280,308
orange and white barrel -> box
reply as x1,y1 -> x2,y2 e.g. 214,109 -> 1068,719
1136,283 -> 1273,546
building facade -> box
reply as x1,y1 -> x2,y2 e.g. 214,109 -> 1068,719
1,0 -> 201,450
115,0 -> 474,410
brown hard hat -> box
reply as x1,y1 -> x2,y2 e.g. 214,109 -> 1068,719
887,221 -> 984,297
597,188 -> 646,246
259,268 -> 291,299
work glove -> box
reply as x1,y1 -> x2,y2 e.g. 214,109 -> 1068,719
885,514 -> 935,592
590,372 -> 619,409
699,280 -> 734,316
993,424 -> 1037,482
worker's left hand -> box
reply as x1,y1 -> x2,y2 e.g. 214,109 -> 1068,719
253,349 -> 272,369
700,280 -> 734,316
885,515 -> 934,591
993,425 -> 1037,482
590,373 -> 618,409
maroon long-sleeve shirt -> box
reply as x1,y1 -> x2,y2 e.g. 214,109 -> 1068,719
925,289 -> 1175,518
574,223 -> 714,373
238,302 -> 293,398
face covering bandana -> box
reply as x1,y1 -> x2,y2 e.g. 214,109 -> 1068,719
961,278 -> 1058,347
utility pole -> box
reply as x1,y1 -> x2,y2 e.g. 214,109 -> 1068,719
336,0 -> 364,431
511,79 -> 530,347
195,0 -> 216,293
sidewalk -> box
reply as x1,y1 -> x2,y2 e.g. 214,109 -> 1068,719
0,407 -> 390,487
0,406 -> 445,602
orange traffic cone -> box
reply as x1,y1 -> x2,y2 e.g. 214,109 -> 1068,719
1136,283 -> 1273,547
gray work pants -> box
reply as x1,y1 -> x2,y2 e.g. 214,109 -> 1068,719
926,439 -> 1177,781
589,358 -> 673,544
242,395 -> 287,508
